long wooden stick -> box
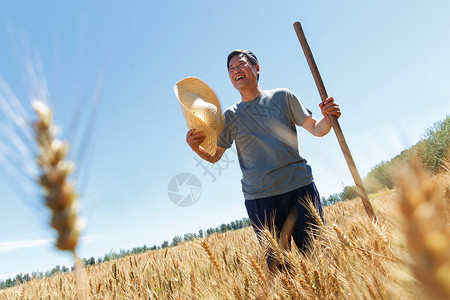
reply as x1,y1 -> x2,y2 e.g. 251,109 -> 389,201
293,21 -> 376,221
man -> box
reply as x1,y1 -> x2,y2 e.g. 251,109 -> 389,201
186,49 -> 341,258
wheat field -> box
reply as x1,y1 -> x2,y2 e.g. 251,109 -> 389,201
1,159 -> 449,299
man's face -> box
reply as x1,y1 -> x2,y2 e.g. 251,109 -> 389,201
228,54 -> 260,92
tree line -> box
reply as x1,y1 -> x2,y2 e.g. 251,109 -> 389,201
321,115 -> 449,205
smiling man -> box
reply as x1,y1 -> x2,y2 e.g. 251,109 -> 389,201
186,49 -> 341,265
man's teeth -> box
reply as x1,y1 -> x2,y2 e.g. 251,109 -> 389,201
236,76 -> 244,81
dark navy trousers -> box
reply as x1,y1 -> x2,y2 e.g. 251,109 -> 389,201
245,182 -> 323,253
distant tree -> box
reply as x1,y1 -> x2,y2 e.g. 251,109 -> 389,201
198,229 -> 203,238
219,224 -> 228,233
23,273 -> 31,283
340,186 -> 359,201
5,278 -> 13,288
14,273 -> 23,284
230,221 -> 237,230
171,236 -> 183,247
364,161 -> 394,193
87,257 -> 96,266
322,193 -> 341,206
417,116 -> 450,173
161,240 -> 169,248
103,249 -> 119,262
119,249 -> 130,257
184,233 -> 196,242
45,266 -> 61,277
236,220 -> 244,229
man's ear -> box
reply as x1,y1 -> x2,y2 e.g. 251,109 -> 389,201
255,64 -> 260,75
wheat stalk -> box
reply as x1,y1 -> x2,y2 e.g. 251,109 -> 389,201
261,228 -> 285,271
200,240 -> 221,273
307,198 -> 324,228
32,100 -> 87,300
333,224 -> 353,248
248,253 -> 267,283
32,100 -> 85,253
396,157 -> 450,300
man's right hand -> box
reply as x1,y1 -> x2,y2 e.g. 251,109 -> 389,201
186,129 -> 206,152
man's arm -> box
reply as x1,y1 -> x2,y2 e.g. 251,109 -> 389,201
302,96 -> 341,137
186,129 -> 226,163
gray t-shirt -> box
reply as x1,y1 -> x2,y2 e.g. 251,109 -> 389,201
217,88 -> 314,200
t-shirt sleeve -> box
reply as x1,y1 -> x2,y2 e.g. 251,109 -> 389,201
217,110 -> 234,149
285,89 -> 312,126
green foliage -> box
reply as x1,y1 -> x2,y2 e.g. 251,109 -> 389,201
183,233 -> 197,242
340,185 -> 359,201
86,257 -> 95,266
416,115 -> 450,173
321,193 -> 341,207
364,160 -> 395,194
362,115 -> 449,194
171,236 -> 183,247
363,148 -> 415,195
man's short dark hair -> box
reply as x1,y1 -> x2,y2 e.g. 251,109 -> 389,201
227,49 -> 259,80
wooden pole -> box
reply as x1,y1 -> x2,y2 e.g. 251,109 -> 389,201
293,21 -> 376,221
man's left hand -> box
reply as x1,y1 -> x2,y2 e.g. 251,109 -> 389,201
319,96 -> 341,120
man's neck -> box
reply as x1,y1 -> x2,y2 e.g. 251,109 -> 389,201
240,85 -> 263,102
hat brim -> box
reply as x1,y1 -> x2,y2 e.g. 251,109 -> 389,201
174,77 -> 223,156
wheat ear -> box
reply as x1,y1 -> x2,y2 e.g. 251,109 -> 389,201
32,100 -> 85,253
333,224 -> 353,248
248,253 -> 267,283
200,240 -> 221,273
262,228 -> 285,271
396,157 -> 450,300
33,100 -> 87,299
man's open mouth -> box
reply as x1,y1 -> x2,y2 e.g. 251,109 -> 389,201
235,75 -> 245,82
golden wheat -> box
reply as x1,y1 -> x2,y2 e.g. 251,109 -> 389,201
248,253 -> 267,284
200,239 -> 221,274
2,158 -> 449,299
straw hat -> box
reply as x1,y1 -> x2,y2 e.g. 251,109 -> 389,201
174,77 -> 223,156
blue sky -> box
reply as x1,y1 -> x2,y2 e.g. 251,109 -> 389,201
1,1 -> 449,280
